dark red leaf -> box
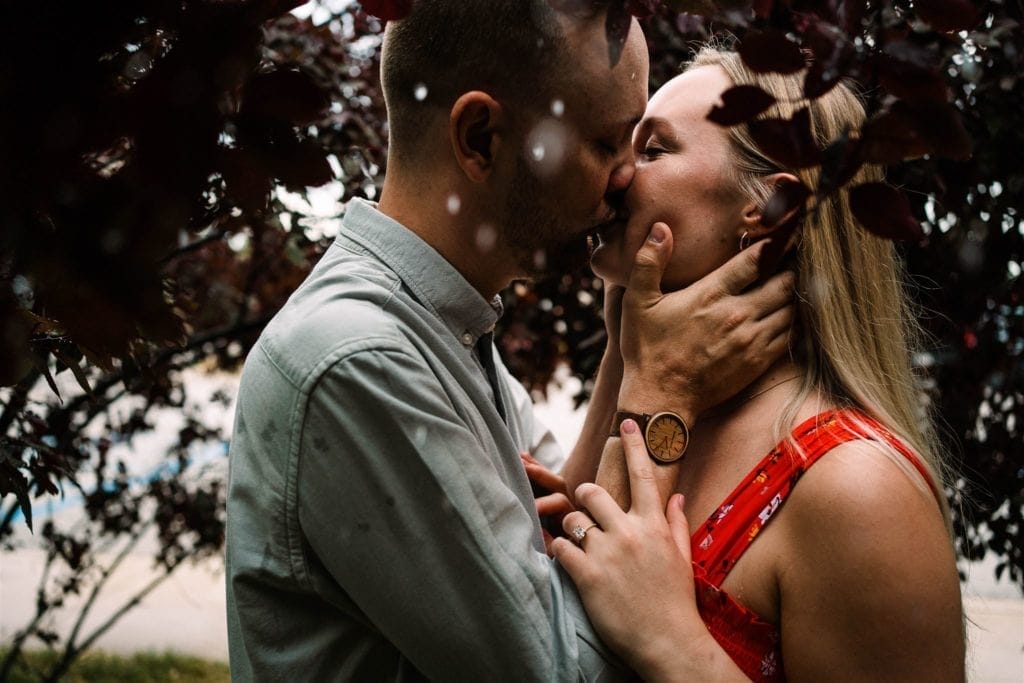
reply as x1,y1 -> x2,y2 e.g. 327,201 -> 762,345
739,30 -> 806,74
756,217 -> 800,280
914,0 -> 980,32
754,0 -> 774,19
707,85 -> 776,126
818,131 -> 865,195
892,99 -> 972,161
803,20 -> 854,99
220,147 -> 273,213
860,107 -> 929,164
360,0 -> 413,21
242,69 -> 329,126
605,1 -> 632,67
839,0 -> 867,33
31,351 -> 61,402
762,179 -> 810,228
246,0 -> 310,23
627,0 -> 659,18
876,43 -> 949,102
747,108 -> 822,169
849,182 -> 924,241
265,139 -> 335,189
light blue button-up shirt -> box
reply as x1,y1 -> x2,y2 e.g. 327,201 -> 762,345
225,199 -> 624,681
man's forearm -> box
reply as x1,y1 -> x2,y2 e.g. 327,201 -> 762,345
562,350 -> 623,495
594,435 -> 681,511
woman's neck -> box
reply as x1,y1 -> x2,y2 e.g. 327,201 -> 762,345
707,357 -> 806,420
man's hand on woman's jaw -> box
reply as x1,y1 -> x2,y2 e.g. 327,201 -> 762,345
617,222 -> 797,424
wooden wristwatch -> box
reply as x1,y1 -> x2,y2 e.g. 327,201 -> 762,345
610,410 -> 689,464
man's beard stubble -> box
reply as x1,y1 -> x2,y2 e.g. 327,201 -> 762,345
501,157 -> 592,281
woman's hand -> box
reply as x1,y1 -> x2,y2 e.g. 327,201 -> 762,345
521,453 -> 573,556
552,421 -> 749,682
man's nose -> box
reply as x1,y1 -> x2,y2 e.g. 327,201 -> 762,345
607,158 -> 635,195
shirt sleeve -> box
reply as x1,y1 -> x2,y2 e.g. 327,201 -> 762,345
295,342 -> 625,682
502,358 -> 567,472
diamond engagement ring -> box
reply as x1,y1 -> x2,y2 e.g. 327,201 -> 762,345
571,523 -> 600,544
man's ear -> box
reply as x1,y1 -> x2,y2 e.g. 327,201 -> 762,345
450,91 -> 505,183
740,172 -> 804,240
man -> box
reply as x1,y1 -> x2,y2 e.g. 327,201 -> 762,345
225,2 -> 794,680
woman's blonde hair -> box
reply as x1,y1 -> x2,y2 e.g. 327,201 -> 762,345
688,47 -> 952,527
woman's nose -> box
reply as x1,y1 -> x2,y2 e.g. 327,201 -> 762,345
607,159 -> 636,194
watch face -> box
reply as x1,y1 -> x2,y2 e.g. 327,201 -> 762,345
645,413 -> 688,463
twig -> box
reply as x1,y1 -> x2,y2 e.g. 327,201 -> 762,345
64,526 -> 143,650
44,559 -> 174,682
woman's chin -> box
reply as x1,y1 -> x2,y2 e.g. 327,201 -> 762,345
590,248 -> 628,287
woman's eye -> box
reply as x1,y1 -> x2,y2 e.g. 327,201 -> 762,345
642,145 -> 665,158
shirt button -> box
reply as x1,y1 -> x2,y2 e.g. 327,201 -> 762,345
461,332 -> 474,346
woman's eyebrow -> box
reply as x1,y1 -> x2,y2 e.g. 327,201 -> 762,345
635,116 -> 679,144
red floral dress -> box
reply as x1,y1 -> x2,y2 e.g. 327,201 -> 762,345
689,409 -> 933,682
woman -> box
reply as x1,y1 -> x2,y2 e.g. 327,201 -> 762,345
539,48 -> 965,682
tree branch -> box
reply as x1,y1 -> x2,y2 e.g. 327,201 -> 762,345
64,526 -> 143,651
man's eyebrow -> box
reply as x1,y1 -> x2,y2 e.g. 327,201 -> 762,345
619,114 -> 643,133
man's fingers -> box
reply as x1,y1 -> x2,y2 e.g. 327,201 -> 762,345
749,300 -> 795,348
665,493 -> 693,563
536,492 -> 573,518
624,223 -> 673,306
746,269 -> 796,320
711,239 -> 767,296
522,460 -> 569,496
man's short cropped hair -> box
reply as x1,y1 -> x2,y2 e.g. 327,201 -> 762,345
381,0 -> 569,160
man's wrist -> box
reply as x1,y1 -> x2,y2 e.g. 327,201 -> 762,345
617,377 -> 698,429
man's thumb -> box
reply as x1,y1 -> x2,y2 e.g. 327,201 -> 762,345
666,493 -> 692,563
626,222 -> 672,303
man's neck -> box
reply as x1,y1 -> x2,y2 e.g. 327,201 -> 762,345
378,172 -> 513,300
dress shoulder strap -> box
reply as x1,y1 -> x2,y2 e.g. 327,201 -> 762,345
690,408 -> 931,588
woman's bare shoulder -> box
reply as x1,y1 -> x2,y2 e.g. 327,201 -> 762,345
771,439 -> 964,682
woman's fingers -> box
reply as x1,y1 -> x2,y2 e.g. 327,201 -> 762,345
619,419 -> 663,515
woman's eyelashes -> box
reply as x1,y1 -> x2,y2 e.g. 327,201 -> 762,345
638,138 -> 667,160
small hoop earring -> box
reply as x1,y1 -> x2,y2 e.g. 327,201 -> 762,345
739,231 -> 751,251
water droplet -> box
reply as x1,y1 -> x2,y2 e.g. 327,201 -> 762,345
551,99 -> 565,117
446,193 -> 461,215
533,249 -> 547,270
524,118 -> 569,178
414,83 -> 428,101
475,223 -> 497,252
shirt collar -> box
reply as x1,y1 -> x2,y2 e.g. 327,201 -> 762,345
338,199 -> 502,346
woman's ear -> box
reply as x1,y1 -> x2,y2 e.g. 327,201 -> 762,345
450,91 -> 505,183
740,172 -> 804,240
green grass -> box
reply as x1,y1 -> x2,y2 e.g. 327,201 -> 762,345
0,649 -> 229,682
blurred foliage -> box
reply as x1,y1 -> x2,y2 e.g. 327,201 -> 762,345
0,648 -> 229,683
0,0 -> 1021,671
